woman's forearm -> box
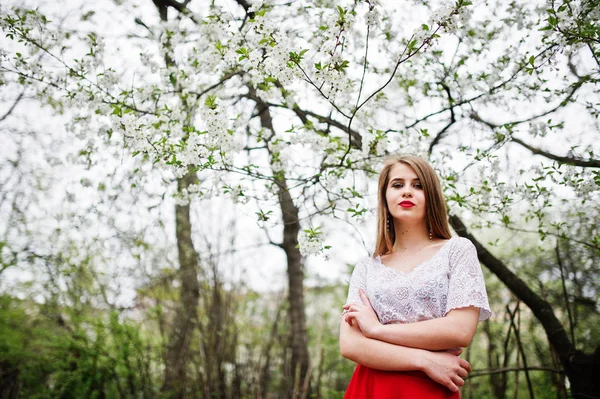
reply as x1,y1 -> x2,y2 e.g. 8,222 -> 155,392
340,319 -> 473,392
339,319 -> 427,371
368,307 -> 480,351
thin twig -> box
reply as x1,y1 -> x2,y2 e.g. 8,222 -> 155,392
0,90 -> 25,123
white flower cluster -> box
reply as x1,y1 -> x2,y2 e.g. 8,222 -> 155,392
173,183 -> 203,206
139,51 -> 160,73
227,184 -> 250,204
112,114 -> 155,154
65,88 -> 90,108
528,122 -> 548,138
270,153 -> 289,173
178,131 -> 210,169
248,0 -> 265,13
315,65 -> 353,100
0,47 -> 7,66
237,11 -> 304,90
289,130 -> 330,148
199,103 -> 243,155
541,1 -> 597,52
297,229 -> 326,257
133,85 -> 159,105
429,5 -> 455,26
360,130 -> 389,156
158,19 -> 187,60
551,164 -> 596,195
84,34 -> 105,69
320,171 -> 339,191
265,38 -> 304,86
1,8 -> 49,48
365,6 -> 381,27
414,3 -> 464,37
97,68 -> 120,88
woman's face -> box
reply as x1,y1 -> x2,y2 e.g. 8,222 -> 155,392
385,162 -> 426,224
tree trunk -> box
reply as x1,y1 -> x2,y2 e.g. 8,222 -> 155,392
450,214 -> 600,398
147,1 -> 202,395
278,178 -> 311,398
257,102 -> 311,398
161,170 -> 201,398
483,321 -> 507,399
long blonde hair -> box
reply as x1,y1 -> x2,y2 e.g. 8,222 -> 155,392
374,155 -> 452,257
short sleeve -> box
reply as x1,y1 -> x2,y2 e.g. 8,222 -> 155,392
345,260 -> 368,305
445,238 -> 492,321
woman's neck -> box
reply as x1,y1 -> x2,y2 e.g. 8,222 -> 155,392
392,223 -> 430,251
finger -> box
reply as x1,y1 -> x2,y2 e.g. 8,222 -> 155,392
444,379 -> 458,392
347,313 -> 362,328
346,312 -> 357,321
457,367 -> 468,379
459,358 -> 472,373
451,374 -> 465,387
343,301 -> 360,310
359,289 -> 372,306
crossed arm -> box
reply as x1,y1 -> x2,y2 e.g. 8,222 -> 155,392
343,289 -> 480,350
339,289 -> 480,392
339,315 -> 472,392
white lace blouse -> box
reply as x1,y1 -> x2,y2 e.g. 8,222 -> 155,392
345,236 -> 492,324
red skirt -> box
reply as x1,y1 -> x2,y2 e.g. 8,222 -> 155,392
344,364 -> 460,399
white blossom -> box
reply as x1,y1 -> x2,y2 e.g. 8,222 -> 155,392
365,7 -> 380,27
320,171 -> 339,191
297,230 -> 326,257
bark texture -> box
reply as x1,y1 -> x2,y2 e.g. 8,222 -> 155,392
149,2 -> 202,394
161,171 -> 201,398
257,102 -> 312,398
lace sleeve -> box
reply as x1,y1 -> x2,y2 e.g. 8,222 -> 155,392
445,238 -> 492,321
345,260 -> 367,305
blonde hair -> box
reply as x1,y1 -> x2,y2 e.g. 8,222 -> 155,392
374,155 -> 452,257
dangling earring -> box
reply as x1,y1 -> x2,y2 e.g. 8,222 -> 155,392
387,213 -> 392,232
429,228 -> 433,242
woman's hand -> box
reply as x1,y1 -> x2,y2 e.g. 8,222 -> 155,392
421,348 -> 471,392
342,289 -> 382,338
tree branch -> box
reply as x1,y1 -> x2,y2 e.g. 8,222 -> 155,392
511,136 -> 600,168
467,366 -> 564,379
292,105 -> 362,149
398,44 -> 558,133
449,214 -> 576,374
556,243 -> 576,346
506,302 -> 534,399
428,82 -> 456,155
0,90 -> 25,123
243,93 -> 363,149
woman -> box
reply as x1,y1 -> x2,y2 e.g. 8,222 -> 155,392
339,155 -> 491,398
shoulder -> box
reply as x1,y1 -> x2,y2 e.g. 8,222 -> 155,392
351,256 -> 376,271
448,236 -> 479,263
357,255 -> 377,268
451,236 -> 476,251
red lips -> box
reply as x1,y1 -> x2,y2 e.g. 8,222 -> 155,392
399,201 -> 415,207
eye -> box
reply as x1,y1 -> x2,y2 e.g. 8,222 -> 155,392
392,183 -> 403,188
414,184 -> 422,189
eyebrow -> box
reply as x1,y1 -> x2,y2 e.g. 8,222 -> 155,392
389,177 -> 420,183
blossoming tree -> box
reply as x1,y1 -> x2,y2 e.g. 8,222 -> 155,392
1,0 -> 599,396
